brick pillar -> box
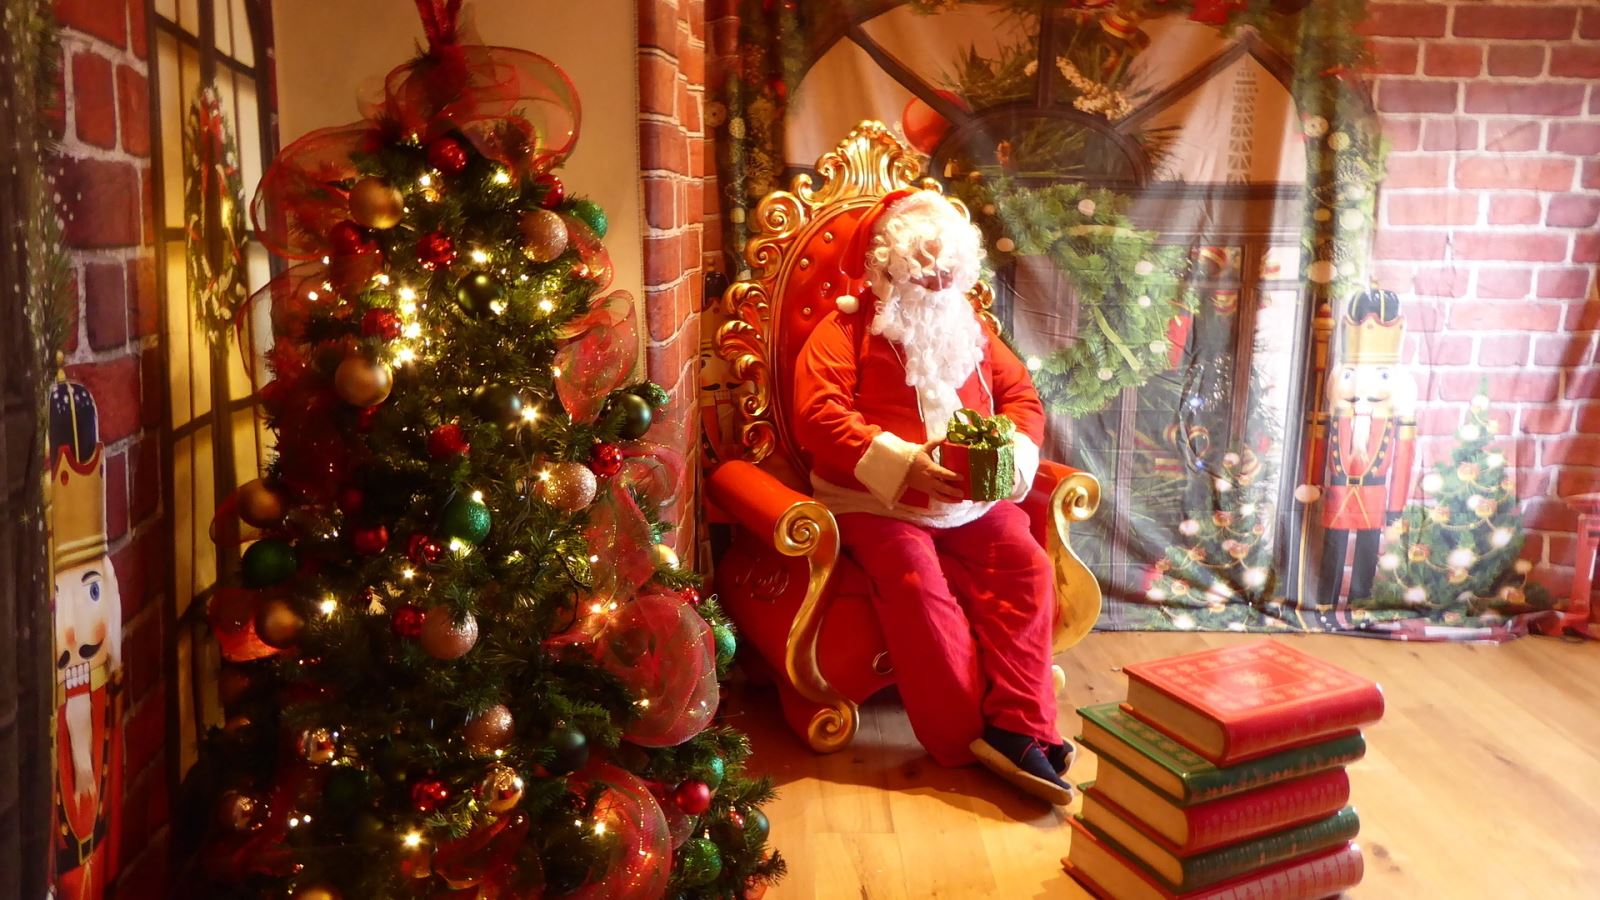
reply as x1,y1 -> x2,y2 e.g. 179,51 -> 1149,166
52,0 -> 168,892
1364,1 -> 1600,606
638,0 -> 711,561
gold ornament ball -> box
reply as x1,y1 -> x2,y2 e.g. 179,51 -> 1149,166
477,762 -> 525,814
238,478 -> 288,527
216,789 -> 262,831
463,703 -> 515,754
349,176 -> 404,230
255,597 -> 305,649
420,606 -> 479,659
537,462 -> 598,512
651,543 -> 680,570
291,883 -> 342,900
519,209 -> 569,263
334,355 -> 394,408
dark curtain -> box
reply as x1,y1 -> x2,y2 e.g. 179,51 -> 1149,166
0,104 -> 53,900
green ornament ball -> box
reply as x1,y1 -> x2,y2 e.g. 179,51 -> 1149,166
701,755 -> 726,790
547,725 -> 589,775
612,392 -> 653,440
631,382 -> 670,409
713,623 -> 737,668
472,383 -> 525,426
568,198 -> 608,239
455,271 -> 503,317
746,808 -> 770,842
440,495 -> 492,544
241,539 -> 298,588
677,837 -> 722,886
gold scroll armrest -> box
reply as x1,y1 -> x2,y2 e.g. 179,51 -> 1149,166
706,461 -> 858,752
1032,460 -> 1103,653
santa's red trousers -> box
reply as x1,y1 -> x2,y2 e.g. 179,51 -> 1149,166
837,502 -> 1059,767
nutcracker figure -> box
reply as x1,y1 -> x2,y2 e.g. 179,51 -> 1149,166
1294,287 -> 1417,616
48,379 -> 124,899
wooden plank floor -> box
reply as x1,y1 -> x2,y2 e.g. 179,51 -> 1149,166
727,632 -> 1600,899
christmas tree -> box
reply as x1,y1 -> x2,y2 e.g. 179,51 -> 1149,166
1370,392 -> 1547,619
193,7 -> 781,898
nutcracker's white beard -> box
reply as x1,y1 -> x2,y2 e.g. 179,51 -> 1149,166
65,692 -> 95,797
866,198 -> 986,440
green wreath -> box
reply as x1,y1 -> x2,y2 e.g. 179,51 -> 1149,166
950,178 -> 1195,416
184,85 -> 250,336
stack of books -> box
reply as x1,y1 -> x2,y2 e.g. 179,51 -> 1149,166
1063,640 -> 1384,899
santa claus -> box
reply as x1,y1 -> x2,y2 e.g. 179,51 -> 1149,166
793,189 -> 1072,804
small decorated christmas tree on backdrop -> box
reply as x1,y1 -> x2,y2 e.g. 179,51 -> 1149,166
1141,447 -> 1281,630
1371,391 -> 1549,621
192,5 -> 781,898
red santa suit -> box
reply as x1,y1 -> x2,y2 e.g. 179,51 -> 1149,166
793,274 -> 1058,767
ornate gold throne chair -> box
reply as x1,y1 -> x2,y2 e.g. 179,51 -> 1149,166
708,121 -> 1102,753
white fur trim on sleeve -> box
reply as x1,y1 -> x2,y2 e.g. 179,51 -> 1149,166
854,431 -> 921,509
1008,433 -> 1041,502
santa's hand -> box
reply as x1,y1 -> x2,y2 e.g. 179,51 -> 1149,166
1294,484 -> 1322,504
908,441 -> 964,503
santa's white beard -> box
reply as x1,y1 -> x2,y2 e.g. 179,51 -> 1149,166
868,277 -> 985,440
65,692 -> 96,798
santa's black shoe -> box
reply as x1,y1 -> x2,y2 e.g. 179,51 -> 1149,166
1047,739 -> 1077,777
970,727 -> 1075,805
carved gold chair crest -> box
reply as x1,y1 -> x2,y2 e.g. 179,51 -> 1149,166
707,121 -> 1102,753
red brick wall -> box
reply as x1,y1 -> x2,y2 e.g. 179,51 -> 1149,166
53,0 -> 168,893
639,0 -> 712,560
1364,1 -> 1600,606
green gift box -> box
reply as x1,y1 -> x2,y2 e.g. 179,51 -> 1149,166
939,409 -> 1016,502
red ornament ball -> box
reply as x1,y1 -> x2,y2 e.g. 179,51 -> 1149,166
427,423 -> 471,460
426,136 -> 469,175
411,777 -> 451,813
329,220 -> 371,256
672,779 -> 713,815
407,533 -> 444,565
392,604 -> 425,638
352,524 -> 389,556
534,173 -> 565,209
361,308 -> 402,341
680,586 -> 702,607
589,443 -> 624,479
417,232 -> 457,270
337,487 -> 365,516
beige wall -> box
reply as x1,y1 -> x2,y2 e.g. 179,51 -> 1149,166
272,0 -> 644,302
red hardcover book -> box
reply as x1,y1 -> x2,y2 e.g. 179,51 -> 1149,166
1065,818 -> 1365,900
1089,762 -> 1351,854
1122,640 -> 1384,766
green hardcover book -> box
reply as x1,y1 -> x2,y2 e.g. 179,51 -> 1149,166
1078,786 -> 1361,893
1077,702 -> 1366,805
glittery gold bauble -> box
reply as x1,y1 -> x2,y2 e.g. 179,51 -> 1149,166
334,355 -> 394,407
238,478 -> 288,527
217,789 -> 263,831
1475,500 -> 1498,519
651,543 -> 680,570
297,726 -> 337,764
1448,568 -> 1469,585
1228,543 -> 1251,560
420,606 -> 478,659
1408,545 -> 1431,562
255,597 -> 305,648
1429,506 -> 1451,525
290,883 -> 342,900
519,209 -> 569,263
463,703 -> 515,754
536,462 -> 598,512
349,176 -> 404,229
477,762 -> 525,814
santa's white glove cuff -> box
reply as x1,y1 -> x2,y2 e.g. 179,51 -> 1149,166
855,431 -> 921,509
1008,433 -> 1041,502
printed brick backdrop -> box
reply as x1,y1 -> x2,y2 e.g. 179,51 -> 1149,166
52,0 -> 168,893
1365,1 -> 1600,604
